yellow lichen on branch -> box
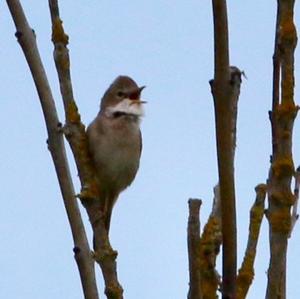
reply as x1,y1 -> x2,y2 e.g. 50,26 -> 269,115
63,101 -> 100,201
52,18 -> 69,46
267,210 -> 292,234
279,15 -> 297,47
66,100 -> 81,124
278,4 -> 297,107
272,157 -> 294,178
277,102 -> 299,120
237,184 -> 266,299
269,190 -> 295,206
237,254 -> 254,299
199,216 -> 221,299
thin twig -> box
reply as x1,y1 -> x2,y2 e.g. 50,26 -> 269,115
237,184 -> 267,299
6,1 -> 98,299
187,199 -> 203,299
47,1 -> 124,298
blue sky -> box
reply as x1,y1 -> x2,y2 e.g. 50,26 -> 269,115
1,1 -> 300,298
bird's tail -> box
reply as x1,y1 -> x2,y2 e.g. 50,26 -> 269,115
104,194 -> 118,233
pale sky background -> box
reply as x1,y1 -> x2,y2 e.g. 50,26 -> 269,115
1,1 -> 300,298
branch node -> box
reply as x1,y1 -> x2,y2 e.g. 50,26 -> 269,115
93,248 -> 118,263
56,121 -> 63,133
62,125 -> 72,137
15,30 -> 22,39
73,246 -> 81,255
105,284 -> 124,299
78,183 -> 101,202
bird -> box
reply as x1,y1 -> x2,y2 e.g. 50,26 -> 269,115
87,76 -> 146,232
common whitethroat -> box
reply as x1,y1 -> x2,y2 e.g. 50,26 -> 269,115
87,76 -> 146,232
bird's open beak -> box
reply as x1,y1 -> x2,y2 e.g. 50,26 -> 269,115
128,85 -> 147,102
138,86 -> 147,103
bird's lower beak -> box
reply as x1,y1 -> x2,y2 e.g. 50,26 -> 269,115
129,99 -> 147,105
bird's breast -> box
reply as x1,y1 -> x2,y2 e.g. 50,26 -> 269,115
88,115 -> 142,194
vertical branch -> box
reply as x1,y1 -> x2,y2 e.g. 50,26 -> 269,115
47,2 -> 124,298
270,0 -> 281,155
5,1 -> 99,299
187,199 -> 203,299
237,184 -> 267,299
210,2 -> 242,297
212,0 -> 230,81
266,0 -> 298,298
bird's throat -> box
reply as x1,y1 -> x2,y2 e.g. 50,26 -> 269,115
105,98 -> 145,118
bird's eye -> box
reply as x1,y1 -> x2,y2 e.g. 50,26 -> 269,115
117,91 -> 125,98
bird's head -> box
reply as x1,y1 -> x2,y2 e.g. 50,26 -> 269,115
101,76 -> 146,117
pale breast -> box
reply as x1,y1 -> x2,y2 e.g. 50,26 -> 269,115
87,114 -> 142,194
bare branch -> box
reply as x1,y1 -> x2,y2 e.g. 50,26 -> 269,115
187,199 -> 203,299
266,1 -> 298,298
210,1 -> 242,293
270,1 -> 281,155
89,206 -> 124,299
47,2 -> 124,298
212,0 -> 230,82
6,1 -> 98,299
237,184 -> 267,299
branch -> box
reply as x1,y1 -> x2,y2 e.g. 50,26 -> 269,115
266,1 -> 298,298
187,199 -> 203,299
237,184 -> 266,299
199,185 -> 222,299
6,1 -> 98,299
47,2 -> 123,298
270,0 -> 281,155
212,0 -> 230,82
48,0 -> 99,200
210,1 -> 242,293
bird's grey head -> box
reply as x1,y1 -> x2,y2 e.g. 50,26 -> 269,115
100,76 -> 145,110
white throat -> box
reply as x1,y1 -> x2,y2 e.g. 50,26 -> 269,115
105,98 -> 145,118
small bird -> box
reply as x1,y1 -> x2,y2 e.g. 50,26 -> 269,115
87,76 -> 146,232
